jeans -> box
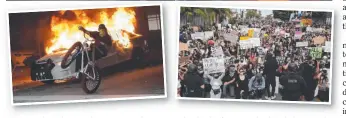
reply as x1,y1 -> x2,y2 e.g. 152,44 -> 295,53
265,76 -> 276,97
222,84 -> 235,98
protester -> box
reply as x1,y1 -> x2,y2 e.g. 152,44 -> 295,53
263,53 -> 279,100
181,64 -> 205,97
279,63 -> 307,101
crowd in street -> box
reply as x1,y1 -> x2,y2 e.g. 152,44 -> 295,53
178,16 -> 331,102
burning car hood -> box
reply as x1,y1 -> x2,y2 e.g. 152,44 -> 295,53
37,51 -> 66,63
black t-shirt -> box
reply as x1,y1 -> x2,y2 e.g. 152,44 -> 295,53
90,32 -> 113,47
279,72 -> 306,99
299,63 -> 314,82
222,72 -> 237,83
182,72 -> 204,91
236,74 -> 249,90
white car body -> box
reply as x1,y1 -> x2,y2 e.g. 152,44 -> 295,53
34,42 -> 134,81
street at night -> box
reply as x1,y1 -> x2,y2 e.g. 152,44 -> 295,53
12,60 -> 165,103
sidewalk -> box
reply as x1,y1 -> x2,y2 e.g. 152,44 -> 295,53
11,67 -> 42,91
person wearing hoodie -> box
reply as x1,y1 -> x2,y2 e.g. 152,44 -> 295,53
248,68 -> 266,99
263,53 -> 279,100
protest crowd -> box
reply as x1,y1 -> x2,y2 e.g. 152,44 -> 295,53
178,11 -> 331,102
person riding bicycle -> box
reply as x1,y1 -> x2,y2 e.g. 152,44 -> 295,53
78,24 -> 113,60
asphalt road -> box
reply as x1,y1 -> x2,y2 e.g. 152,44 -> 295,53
12,61 -> 165,104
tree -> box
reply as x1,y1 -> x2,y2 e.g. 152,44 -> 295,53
246,9 -> 260,19
273,10 -> 292,21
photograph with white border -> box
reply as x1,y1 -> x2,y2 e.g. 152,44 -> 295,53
177,6 -> 333,105
8,4 -> 166,106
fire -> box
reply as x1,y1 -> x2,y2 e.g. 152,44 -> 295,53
45,8 -> 141,54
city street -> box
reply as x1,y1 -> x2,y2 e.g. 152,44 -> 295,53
12,61 -> 165,103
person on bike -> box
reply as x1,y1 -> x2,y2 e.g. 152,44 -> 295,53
78,24 -> 112,60
279,63 -> 307,101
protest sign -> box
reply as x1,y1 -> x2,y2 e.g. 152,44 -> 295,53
276,56 -> 285,65
312,36 -> 326,45
202,57 -> 225,74
285,33 -> 290,38
296,41 -> 309,47
250,38 -> 261,47
294,31 -> 303,39
211,46 -> 224,58
191,31 -> 214,40
223,33 -> 238,45
179,42 -> 188,51
224,56 -> 236,67
190,32 -> 204,40
248,29 -> 254,37
240,36 -> 250,40
309,47 -> 323,59
239,38 -> 260,49
306,26 -> 312,32
312,28 -> 323,33
324,41 -> 331,52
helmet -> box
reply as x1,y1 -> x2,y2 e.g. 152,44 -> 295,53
287,63 -> 298,72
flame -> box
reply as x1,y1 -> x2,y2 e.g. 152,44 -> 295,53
45,8 -> 141,54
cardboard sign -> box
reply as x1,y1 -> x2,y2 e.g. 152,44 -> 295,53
296,41 -> 309,47
179,42 -> 188,51
312,36 -> 326,45
309,47 -> 323,59
202,57 -> 225,74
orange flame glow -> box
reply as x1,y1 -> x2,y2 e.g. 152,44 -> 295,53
46,8 -> 140,54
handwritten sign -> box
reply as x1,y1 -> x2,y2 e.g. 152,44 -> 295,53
202,57 -> 225,74
296,41 -> 309,47
211,46 -> 224,58
309,47 -> 323,59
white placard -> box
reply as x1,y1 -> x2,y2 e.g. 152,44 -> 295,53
324,41 -> 331,52
202,57 -> 225,74
190,31 -> 214,40
239,38 -> 261,49
296,41 -> 309,47
211,46 -> 224,58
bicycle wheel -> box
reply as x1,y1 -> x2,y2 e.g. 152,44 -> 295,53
61,42 -> 82,69
81,66 -> 102,94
